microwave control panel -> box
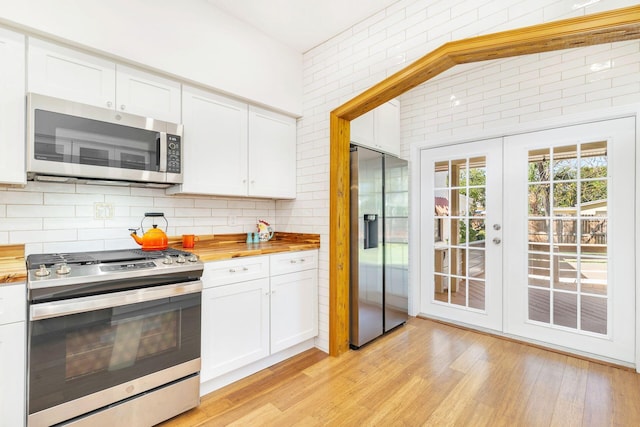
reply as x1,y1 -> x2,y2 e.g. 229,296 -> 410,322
167,135 -> 181,173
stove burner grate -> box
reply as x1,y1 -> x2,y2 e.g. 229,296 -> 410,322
26,248 -> 195,269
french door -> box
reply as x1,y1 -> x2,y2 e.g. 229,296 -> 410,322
420,117 -> 635,363
503,117 -> 635,363
420,138 -> 503,331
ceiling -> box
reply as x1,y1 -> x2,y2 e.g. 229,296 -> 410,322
206,0 -> 402,53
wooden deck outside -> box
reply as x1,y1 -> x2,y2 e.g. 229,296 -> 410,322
433,248 -> 607,334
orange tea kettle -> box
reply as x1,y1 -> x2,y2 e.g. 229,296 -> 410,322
129,212 -> 169,251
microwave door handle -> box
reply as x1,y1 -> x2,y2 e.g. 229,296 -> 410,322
158,132 -> 168,172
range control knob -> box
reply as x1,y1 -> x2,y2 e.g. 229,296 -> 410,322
176,255 -> 186,264
56,263 -> 71,275
188,254 -> 199,263
163,256 -> 173,265
35,264 -> 51,277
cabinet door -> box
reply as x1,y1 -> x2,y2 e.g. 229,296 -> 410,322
115,65 -> 181,123
270,269 -> 318,353
248,106 -> 296,199
172,86 -> 248,196
350,100 -> 400,157
201,279 -> 269,381
350,109 -> 375,148
28,38 -> 116,108
0,28 -> 26,185
0,322 -> 26,427
375,100 -> 400,156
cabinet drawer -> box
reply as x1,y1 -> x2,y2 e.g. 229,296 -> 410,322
0,283 -> 26,325
202,256 -> 269,288
270,250 -> 318,276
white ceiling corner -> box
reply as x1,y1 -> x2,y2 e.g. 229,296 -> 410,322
206,0 -> 402,53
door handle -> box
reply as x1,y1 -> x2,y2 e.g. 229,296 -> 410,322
493,237 -> 501,244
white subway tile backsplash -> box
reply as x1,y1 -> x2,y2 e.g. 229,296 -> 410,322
0,191 -> 42,205
12,229 -> 76,244
43,218 -> 103,230
0,218 -> 42,231
43,193 -> 104,206
8,205 -> 75,218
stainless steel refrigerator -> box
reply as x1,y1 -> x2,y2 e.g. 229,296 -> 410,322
350,145 -> 409,348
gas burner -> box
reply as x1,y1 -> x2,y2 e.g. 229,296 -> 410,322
26,248 -> 196,269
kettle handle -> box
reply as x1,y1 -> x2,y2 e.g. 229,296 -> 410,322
141,212 -> 168,233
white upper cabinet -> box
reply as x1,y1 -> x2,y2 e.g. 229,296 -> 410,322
248,106 -> 296,199
350,99 -> 400,156
115,65 -> 181,123
170,86 -> 297,199
171,86 -> 248,196
0,27 -> 26,185
27,38 -> 181,123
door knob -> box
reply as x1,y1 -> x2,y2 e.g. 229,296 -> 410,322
493,224 -> 501,230
493,237 -> 501,244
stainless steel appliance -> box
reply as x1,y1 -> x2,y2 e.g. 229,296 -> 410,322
26,248 -> 203,427
350,145 -> 409,348
27,93 -> 183,187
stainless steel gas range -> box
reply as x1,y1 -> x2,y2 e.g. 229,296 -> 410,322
25,248 -> 204,427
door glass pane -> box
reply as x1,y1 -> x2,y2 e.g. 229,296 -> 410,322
433,155 -> 487,312
528,252 -> 550,288
526,142 -> 608,335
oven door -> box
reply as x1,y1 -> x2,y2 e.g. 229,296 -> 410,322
27,281 -> 201,426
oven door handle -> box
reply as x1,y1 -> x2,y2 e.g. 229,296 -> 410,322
30,280 -> 202,321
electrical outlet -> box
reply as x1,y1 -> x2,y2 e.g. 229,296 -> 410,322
228,215 -> 237,225
94,202 -> 114,219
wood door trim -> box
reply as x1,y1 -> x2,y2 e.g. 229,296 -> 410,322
328,5 -> 640,356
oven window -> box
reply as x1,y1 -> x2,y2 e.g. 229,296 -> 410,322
28,293 -> 200,415
33,109 -> 159,171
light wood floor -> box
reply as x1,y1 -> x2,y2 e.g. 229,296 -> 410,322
161,317 -> 640,426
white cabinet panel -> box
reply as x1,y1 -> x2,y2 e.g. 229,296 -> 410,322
28,38 -> 116,109
248,106 -> 297,199
115,65 -> 181,123
0,282 -> 26,427
270,269 -> 318,353
350,108 -> 375,148
200,250 -> 318,381
0,322 -> 26,427
270,250 -> 318,276
375,100 -> 401,156
0,27 -> 26,185
170,87 -> 296,198
28,38 -> 181,122
202,256 -> 269,288
0,283 -> 26,324
201,279 -> 269,382
170,86 -> 248,196
350,99 -> 400,156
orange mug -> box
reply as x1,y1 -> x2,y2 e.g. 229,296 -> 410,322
182,234 -> 199,248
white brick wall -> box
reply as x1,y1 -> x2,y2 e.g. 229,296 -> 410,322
283,0 -> 640,352
0,182 -> 276,255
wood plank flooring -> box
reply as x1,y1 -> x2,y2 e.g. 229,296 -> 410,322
161,317 -> 640,426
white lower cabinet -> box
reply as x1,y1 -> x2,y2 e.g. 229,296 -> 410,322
270,269 -> 318,353
201,278 -> 270,381
0,283 -> 26,427
200,250 -> 318,384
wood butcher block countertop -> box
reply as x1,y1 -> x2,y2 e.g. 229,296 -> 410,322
0,244 -> 26,285
0,233 -> 319,284
168,232 -> 320,262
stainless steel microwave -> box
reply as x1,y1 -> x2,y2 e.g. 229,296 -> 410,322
26,93 -> 183,187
